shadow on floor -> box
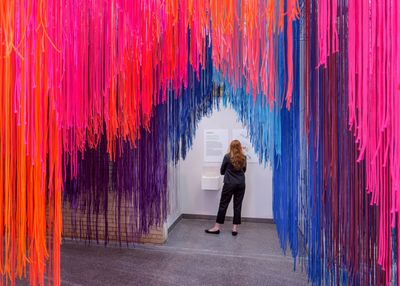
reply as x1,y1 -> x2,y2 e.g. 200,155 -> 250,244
15,218 -> 308,286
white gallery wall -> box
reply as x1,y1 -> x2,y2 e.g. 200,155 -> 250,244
167,161 -> 181,228
174,106 -> 273,222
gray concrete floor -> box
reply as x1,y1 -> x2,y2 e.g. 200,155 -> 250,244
16,218 -> 307,286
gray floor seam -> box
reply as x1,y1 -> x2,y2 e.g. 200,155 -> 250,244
132,244 -> 296,261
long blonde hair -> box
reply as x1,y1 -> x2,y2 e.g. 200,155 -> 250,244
229,140 -> 246,170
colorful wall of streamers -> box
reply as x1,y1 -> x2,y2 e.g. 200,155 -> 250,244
0,0 -> 399,285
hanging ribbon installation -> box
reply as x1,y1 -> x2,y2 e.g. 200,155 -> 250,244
1,0 -> 399,286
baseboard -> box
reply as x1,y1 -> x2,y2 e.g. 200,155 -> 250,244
181,214 -> 274,224
167,214 -> 183,233
168,213 -> 274,233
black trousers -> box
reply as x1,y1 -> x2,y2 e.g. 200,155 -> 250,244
216,183 -> 246,225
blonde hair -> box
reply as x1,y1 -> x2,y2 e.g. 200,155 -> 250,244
229,140 -> 246,170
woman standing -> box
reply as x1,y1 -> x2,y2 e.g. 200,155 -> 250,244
205,140 -> 247,236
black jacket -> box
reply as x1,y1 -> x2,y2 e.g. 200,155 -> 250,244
220,154 -> 246,185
